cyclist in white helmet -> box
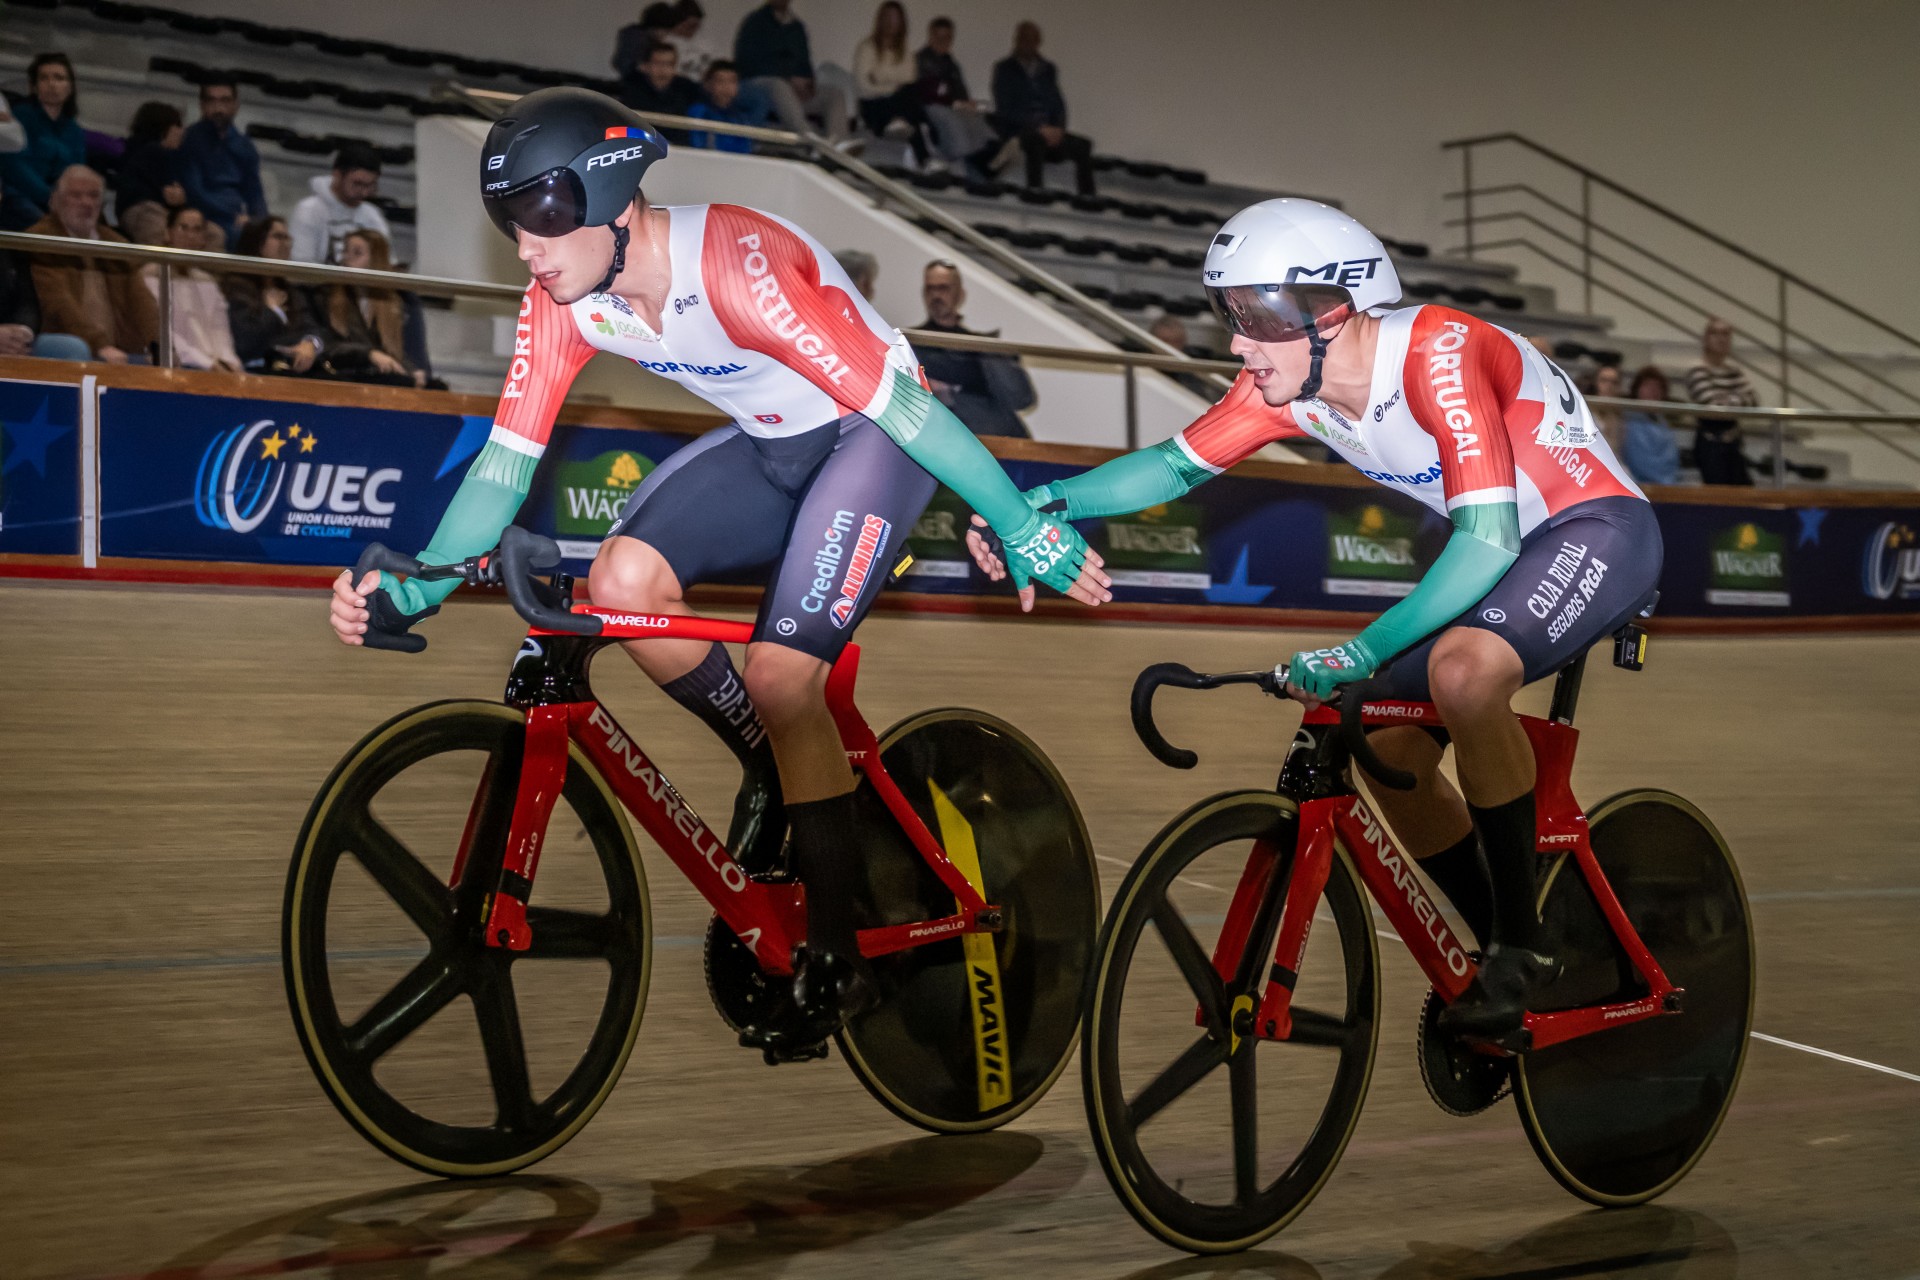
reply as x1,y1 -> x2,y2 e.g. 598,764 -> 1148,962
972,199 -> 1661,1038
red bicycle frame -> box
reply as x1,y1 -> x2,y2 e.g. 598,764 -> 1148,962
1206,699 -> 1679,1053
454,607 -> 999,977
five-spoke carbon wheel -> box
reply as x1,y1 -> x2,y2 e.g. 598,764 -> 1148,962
1517,789 -> 1753,1204
284,701 -> 651,1176
1084,792 -> 1380,1253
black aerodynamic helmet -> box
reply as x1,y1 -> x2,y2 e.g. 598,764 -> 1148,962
480,87 -> 669,242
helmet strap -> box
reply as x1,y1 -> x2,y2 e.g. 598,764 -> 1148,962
1295,319 -> 1330,401
591,221 -> 630,296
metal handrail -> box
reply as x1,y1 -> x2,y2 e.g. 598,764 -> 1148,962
1450,213 -> 1920,414
445,83 -> 1204,374
1442,132 -> 1920,354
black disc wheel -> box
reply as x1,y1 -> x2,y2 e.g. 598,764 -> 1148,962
1083,792 -> 1380,1254
836,708 -> 1098,1132
1516,790 -> 1753,1204
284,701 -> 651,1176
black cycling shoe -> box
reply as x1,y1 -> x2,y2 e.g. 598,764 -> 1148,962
1437,942 -> 1562,1042
726,769 -> 788,879
790,944 -> 880,1035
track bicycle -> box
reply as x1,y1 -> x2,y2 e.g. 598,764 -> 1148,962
1081,618 -> 1754,1252
283,527 -> 1098,1176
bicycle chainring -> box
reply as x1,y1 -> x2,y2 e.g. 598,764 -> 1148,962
1418,985 -> 1513,1117
702,915 -> 824,1060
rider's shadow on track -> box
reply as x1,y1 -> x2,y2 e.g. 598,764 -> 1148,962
149,1132 -> 1079,1279
1115,1204 -> 1736,1280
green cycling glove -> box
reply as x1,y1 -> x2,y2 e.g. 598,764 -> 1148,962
1284,636 -> 1381,701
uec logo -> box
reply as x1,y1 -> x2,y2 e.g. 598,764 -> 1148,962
195,420 -> 401,536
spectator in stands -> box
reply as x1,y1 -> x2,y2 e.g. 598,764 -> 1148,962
0,225 -> 92,362
734,0 -> 851,141
916,259 -> 1034,437
0,55 -> 88,226
620,42 -> 703,140
114,102 -> 188,230
179,77 -> 266,248
613,2 -> 680,88
640,1 -> 724,84
855,2 -> 931,169
1686,316 -> 1757,485
688,61 -> 756,152
0,95 -> 24,155
990,23 -> 1094,196
1621,364 -> 1681,485
223,215 -> 327,376
119,200 -> 169,247
916,17 -> 999,174
289,145 -> 391,265
834,249 -> 877,300
1148,312 -> 1215,398
27,165 -> 158,364
320,229 -> 426,388
140,205 -> 241,372
1587,363 -> 1625,454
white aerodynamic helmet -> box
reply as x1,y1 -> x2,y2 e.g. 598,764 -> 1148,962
1202,198 -> 1402,344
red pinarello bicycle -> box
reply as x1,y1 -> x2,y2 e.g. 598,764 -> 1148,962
1082,623 -> 1754,1253
283,528 -> 1098,1176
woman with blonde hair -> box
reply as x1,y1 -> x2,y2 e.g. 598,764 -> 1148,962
321,228 -> 424,387
854,1 -> 931,167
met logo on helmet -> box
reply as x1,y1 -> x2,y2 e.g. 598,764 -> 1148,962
1285,257 -> 1383,288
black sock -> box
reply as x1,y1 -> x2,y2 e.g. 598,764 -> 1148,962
788,791 -> 862,957
1416,831 -> 1494,950
1468,790 -> 1542,952
660,644 -> 776,780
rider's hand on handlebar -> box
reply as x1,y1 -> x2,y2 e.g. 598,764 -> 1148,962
1284,639 -> 1380,703
328,569 -> 381,646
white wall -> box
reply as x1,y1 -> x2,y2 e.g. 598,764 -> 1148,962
155,0 -> 1920,348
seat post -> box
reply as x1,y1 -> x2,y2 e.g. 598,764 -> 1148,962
1548,651 -> 1589,726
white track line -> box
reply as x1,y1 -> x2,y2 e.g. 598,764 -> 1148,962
1096,853 -> 1223,894
1750,1032 -> 1920,1084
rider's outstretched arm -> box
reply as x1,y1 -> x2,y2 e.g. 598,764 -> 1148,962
1027,370 -> 1302,519
382,287 -> 596,616
1349,498 -> 1521,666
701,204 -> 1100,596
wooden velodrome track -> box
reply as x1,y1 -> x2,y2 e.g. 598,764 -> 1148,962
2,579 -> 1917,1279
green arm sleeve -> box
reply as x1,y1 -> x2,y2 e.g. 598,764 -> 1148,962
869,369 -> 1046,533
1035,438 -> 1212,521
382,438 -> 538,615
1351,500 -> 1522,665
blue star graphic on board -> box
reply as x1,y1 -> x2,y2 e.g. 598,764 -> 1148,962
437,415 -> 495,479
1204,545 -> 1275,605
1796,508 -> 1827,548
1,395 -> 70,478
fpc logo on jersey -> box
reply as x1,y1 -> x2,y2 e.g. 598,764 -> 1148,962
195,419 -> 401,539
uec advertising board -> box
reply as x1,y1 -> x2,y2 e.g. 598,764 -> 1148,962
7,377 -> 1913,624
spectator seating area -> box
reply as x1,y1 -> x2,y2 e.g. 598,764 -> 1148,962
5,0 -> 1628,391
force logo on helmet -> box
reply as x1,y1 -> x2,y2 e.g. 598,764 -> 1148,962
480,87 -> 670,296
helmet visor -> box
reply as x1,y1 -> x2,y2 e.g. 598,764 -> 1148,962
1206,282 -> 1353,342
483,167 -> 589,240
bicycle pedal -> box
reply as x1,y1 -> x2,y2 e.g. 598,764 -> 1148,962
744,1032 -> 831,1066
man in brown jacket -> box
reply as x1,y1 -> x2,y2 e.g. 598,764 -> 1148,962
28,165 -> 158,363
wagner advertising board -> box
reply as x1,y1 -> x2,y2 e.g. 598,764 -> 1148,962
0,377 -> 83,556
97,388 -> 489,564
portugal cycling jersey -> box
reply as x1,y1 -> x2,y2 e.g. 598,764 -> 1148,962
1171,306 -> 1646,535
480,203 -> 921,492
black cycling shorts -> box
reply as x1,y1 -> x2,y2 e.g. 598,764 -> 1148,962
607,414 -> 935,662
1372,495 -> 1663,712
